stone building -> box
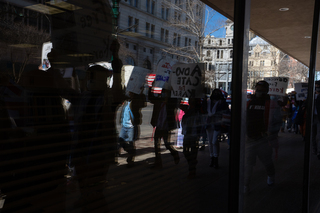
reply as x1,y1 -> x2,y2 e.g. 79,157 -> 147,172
248,36 -> 282,89
202,19 -> 234,92
203,19 -> 281,92
117,0 -> 205,72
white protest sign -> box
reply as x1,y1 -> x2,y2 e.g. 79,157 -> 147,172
295,83 -> 308,101
41,42 -> 52,71
154,59 -> 176,89
126,66 -> 152,94
121,65 -> 134,87
171,63 -> 204,98
264,77 -> 289,96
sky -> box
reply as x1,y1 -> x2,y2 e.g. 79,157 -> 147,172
204,6 -> 228,38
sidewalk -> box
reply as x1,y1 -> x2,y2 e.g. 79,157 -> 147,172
60,130 -> 320,213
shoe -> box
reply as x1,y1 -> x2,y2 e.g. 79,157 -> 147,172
213,157 -> 219,169
199,145 -> 205,151
173,152 -> 180,164
267,175 -> 275,186
244,185 -> 250,195
209,157 -> 214,167
127,161 -> 134,168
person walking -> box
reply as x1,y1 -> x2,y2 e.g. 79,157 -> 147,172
206,89 -> 229,168
244,80 -> 276,194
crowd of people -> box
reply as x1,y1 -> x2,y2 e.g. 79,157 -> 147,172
2,36 -> 318,211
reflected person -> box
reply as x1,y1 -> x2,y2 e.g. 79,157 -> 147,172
245,81 -> 275,194
118,90 -> 146,167
149,88 -> 180,169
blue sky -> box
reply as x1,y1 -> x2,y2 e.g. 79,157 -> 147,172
205,6 -> 228,38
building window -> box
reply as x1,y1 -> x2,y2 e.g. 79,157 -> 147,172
143,47 -> 146,52
195,41 -> 198,51
230,50 -> 233,58
219,40 -> 222,46
150,49 -> 153,54
161,28 -> 164,42
151,24 -> 155,39
134,19 -> 139,32
146,22 -> 150,37
189,38 -> 191,46
134,0 -> 138,7
221,50 -> 224,59
173,33 -> 177,46
161,6 -> 165,19
185,37 -> 188,46
126,56 -> 135,66
143,59 -> 152,70
207,50 -> 211,57
228,39 -> 230,44
133,45 -> 137,50
126,43 -> 129,48
146,0 -> 150,12
165,30 -> 169,43
166,8 -> 169,20
128,16 -> 133,31
178,34 -> 181,47
151,1 -> 155,14
208,39 -> 211,44
217,50 -> 220,59
255,52 -> 260,57
260,60 -> 265,66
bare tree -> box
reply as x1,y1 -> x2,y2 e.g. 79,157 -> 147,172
278,56 -> 308,88
0,4 -> 50,83
161,0 -> 225,62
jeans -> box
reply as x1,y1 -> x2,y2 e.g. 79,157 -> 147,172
119,126 -> 136,163
244,137 -> 275,186
206,127 -> 220,158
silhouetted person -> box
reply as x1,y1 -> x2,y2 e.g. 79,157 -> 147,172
72,39 -> 124,212
118,90 -> 146,167
149,88 -> 180,169
181,98 -> 202,179
206,89 -> 229,168
245,81 -> 275,194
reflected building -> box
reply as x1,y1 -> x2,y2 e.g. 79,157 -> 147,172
117,0 -> 205,70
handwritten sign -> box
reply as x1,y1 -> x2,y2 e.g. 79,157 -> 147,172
154,59 -> 176,89
171,63 -> 204,98
264,77 -> 289,96
294,83 -> 308,101
126,66 -> 152,94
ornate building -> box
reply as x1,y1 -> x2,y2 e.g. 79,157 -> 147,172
248,36 -> 282,89
202,19 -> 234,92
117,0 -> 205,71
203,20 -> 282,92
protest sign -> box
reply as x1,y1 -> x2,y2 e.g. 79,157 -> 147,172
264,77 -> 289,96
294,83 -> 308,101
41,42 -> 52,71
127,66 -> 152,94
154,59 -> 176,89
171,63 -> 205,98
122,66 -> 152,94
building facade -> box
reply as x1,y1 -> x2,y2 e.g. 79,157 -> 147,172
203,20 -> 281,92
117,0 -> 205,72
202,19 -> 234,92
247,36 -> 281,89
